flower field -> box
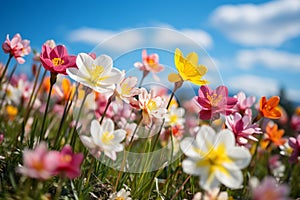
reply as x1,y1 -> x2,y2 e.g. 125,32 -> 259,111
0,33 -> 299,200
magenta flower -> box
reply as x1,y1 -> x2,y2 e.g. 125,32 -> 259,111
226,113 -> 261,145
251,177 -> 290,200
195,85 -> 237,120
40,44 -> 76,75
288,135 -> 300,164
17,142 -> 59,180
55,145 -> 84,179
233,91 -> 256,116
2,33 -> 31,64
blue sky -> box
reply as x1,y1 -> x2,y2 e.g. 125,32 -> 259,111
1,0 -> 300,101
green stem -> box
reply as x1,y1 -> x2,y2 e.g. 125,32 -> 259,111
70,86 -> 90,147
54,176 -> 65,200
99,94 -> 113,125
40,73 -> 56,141
0,54 -> 13,85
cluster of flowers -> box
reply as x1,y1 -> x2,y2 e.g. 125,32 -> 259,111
1,33 -> 300,199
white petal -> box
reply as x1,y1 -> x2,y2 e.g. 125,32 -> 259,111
182,159 -> 201,176
102,118 -> 115,133
227,147 -> 251,169
196,125 -> 216,152
67,67 -> 90,82
112,129 -> 126,142
100,68 -> 122,85
104,150 -> 116,160
112,143 -> 124,152
215,168 -> 243,189
215,129 -> 235,149
80,136 -> 96,149
199,170 -> 220,191
76,53 -> 94,76
95,54 -> 113,70
180,137 -> 200,159
91,120 -> 102,142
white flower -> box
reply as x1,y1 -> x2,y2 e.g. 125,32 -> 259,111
80,119 -> 126,160
130,88 -> 167,125
109,188 -> 132,200
165,106 -> 185,127
180,125 -> 251,191
115,74 -> 139,104
192,188 -> 228,200
67,53 -> 122,94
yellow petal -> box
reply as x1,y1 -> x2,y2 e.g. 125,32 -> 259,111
196,65 -> 208,76
168,73 -> 182,82
186,52 -> 198,66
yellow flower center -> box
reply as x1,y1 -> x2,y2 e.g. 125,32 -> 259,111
62,155 -> 72,163
32,160 -> 44,171
115,197 -> 125,200
169,114 -> 178,124
89,65 -> 109,84
101,132 -> 115,144
207,93 -> 222,107
147,100 -> 158,111
52,58 -> 65,66
121,83 -> 131,95
194,142 -> 232,180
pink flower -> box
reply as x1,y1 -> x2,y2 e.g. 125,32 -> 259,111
195,85 -> 237,120
0,133 -> 4,143
2,33 -> 31,64
17,142 -> 59,180
226,112 -> 261,145
288,135 -> 300,164
251,177 -> 290,200
134,49 -> 164,73
40,44 -> 76,75
130,88 -> 166,125
233,92 -> 255,116
55,145 -> 84,179
291,114 -> 300,132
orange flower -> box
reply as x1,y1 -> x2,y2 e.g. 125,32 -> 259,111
61,78 -> 75,101
259,96 -> 281,119
261,122 -> 286,149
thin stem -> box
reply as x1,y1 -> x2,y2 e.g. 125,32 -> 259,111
99,94 -> 113,125
0,54 -> 13,85
0,62 -> 18,109
138,71 -> 149,88
40,73 -> 56,141
54,176 -> 65,200
170,175 -> 191,200
70,88 -> 90,147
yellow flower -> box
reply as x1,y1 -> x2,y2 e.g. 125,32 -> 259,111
168,48 -> 209,85
6,105 -> 18,120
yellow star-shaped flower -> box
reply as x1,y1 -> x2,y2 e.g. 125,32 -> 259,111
168,48 -> 209,85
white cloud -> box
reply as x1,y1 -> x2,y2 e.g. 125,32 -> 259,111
227,75 -> 279,97
153,27 -> 213,49
236,49 -> 300,71
287,88 -> 300,102
68,27 -> 144,52
210,0 -> 300,46
68,25 -> 213,52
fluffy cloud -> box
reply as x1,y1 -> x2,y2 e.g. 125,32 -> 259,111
68,26 -> 213,53
153,28 -> 213,49
236,49 -> 300,71
68,27 -> 144,52
210,0 -> 300,46
227,75 -> 279,97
